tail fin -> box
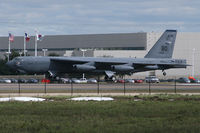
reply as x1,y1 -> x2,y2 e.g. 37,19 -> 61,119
144,30 -> 177,58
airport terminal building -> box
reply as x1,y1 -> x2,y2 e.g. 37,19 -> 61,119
0,31 -> 199,77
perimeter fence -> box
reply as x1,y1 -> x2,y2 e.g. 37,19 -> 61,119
0,81 -> 199,95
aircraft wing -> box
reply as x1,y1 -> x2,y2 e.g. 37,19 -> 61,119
133,60 -> 189,71
48,57 -> 189,77
49,57 -> 127,73
49,58 -> 189,70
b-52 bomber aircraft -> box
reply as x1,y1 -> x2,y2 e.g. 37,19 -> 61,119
6,30 -> 189,80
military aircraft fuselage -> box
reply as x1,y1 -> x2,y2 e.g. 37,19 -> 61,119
6,56 -> 187,75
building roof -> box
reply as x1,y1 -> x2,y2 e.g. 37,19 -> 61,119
0,33 -> 147,51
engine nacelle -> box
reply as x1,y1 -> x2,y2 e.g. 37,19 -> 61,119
73,64 -> 96,71
144,65 -> 159,70
111,65 -> 134,72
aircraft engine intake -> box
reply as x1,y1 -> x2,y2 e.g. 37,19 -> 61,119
73,64 -> 96,71
111,65 -> 134,72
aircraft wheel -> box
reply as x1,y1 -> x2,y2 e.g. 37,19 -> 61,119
111,76 -> 116,81
163,71 -> 166,76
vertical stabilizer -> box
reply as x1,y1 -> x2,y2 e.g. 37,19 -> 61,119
144,30 -> 177,58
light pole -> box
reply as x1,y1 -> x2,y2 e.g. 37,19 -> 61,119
6,52 -> 11,61
80,49 -> 87,79
24,33 -> 26,56
80,49 -> 87,57
24,50 -> 27,56
19,52 -> 23,57
192,48 -> 195,77
35,30 -> 38,57
42,49 -> 48,56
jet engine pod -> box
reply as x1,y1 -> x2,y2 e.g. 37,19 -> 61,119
111,65 -> 134,72
73,64 -> 96,71
144,65 -> 159,70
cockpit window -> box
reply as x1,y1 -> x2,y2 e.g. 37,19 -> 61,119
14,57 -> 24,66
16,61 -> 21,65
14,57 -> 23,62
14,57 -> 20,61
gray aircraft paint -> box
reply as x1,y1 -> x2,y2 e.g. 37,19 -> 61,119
145,30 -> 177,58
6,30 -> 189,78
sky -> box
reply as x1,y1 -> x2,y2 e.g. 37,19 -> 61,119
0,0 -> 200,36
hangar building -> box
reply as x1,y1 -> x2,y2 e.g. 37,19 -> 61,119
0,33 -> 146,56
0,32 -> 199,77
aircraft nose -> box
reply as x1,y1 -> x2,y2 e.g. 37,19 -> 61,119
6,61 -> 14,69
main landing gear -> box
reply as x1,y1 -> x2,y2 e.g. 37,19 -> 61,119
105,75 -> 116,82
162,70 -> 166,76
